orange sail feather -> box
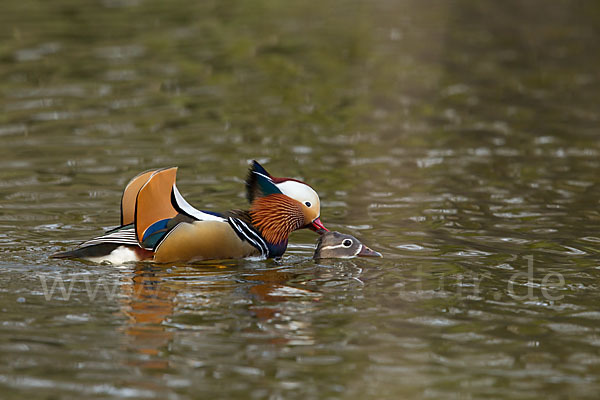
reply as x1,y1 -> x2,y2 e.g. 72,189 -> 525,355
135,168 -> 179,243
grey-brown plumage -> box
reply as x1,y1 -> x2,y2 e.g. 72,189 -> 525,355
313,231 -> 382,259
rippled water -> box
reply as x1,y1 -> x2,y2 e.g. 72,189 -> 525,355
2,0 -> 600,399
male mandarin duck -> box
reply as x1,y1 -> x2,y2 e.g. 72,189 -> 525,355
53,161 -> 328,263
313,231 -> 382,259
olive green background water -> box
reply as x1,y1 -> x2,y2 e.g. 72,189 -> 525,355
2,0 -> 600,399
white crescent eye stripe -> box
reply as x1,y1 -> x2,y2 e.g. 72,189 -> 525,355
319,243 -> 346,251
319,242 -> 354,251
318,243 -> 363,257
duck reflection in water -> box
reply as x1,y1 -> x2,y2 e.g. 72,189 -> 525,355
116,263 -> 323,360
118,265 -> 177,370
116,233 -> 379,363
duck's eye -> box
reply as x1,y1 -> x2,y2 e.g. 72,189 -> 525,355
343,239 -> 352,247
304,201 -> 312,207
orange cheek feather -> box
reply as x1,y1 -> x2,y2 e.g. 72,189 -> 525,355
250,194 -> 305,244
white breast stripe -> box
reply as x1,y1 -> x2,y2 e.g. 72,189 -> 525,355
236,219 -> 269,257
172,184 -> 224,222
230,219 -> 266,258
228,218 -> 268,258
229,218 -> 262,255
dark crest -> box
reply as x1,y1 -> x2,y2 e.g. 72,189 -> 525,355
245,160 -> 283,203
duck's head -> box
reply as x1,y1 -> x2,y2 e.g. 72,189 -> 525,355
247,160 -> 328,244
314,231 -> 382,259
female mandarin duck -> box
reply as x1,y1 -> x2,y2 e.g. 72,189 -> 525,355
53,161 -> 328,263
313,231 -> 382,259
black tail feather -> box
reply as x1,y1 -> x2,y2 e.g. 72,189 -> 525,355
51,243 -> 122,259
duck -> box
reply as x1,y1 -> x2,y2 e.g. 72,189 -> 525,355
313,231 -> 382,259
52,161 -> 328,263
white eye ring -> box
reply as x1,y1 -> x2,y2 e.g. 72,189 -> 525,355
304,201 -> 312,207
342,239 -> 352,247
